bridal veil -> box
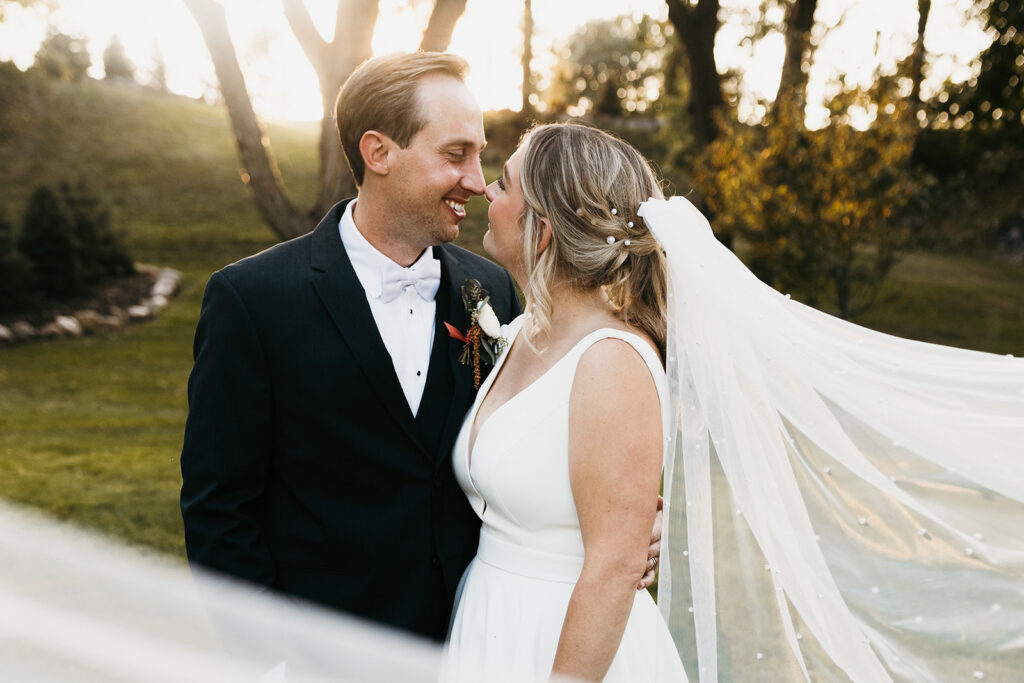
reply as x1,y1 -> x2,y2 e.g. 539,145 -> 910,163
640,196 -> 1024,682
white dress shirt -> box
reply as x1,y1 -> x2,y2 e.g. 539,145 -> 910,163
339,200 -> 438,416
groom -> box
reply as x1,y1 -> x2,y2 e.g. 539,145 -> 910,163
180,52 -> 521,641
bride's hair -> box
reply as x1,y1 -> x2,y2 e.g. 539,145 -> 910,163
517,122 -> 667,356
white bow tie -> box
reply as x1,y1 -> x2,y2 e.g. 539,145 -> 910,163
379,259 -> 441,303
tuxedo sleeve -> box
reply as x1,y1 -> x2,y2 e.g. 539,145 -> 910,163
180,270 -> 276,589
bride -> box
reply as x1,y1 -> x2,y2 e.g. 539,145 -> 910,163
445,123 -> 686,681
446,121 -> 1024,683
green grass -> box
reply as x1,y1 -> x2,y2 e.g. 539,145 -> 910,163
1,73 -> 1022,559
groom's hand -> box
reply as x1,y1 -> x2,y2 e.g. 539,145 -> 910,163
638,495 -> 663,590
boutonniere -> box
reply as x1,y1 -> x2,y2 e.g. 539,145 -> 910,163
445,278 -> 508,389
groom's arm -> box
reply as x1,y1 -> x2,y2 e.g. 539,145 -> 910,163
181,270 -> 276,590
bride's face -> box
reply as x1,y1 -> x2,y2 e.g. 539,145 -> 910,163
483,147 -> 527,276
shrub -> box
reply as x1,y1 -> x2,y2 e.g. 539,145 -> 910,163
17,186 -> 81,299
59,181 -> 135,282
0,210 -> 36,313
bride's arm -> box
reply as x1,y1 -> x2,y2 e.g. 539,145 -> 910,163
551,339 -> 664,682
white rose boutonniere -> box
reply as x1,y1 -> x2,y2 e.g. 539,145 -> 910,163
444,278 -> 508,389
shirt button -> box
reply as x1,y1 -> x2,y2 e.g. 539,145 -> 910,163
409,308 -> 413,314
416,370 -> 422,376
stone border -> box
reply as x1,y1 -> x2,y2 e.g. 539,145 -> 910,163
0,265 -> 182,346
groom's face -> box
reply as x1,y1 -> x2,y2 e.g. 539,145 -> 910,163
386,74 -> 486,250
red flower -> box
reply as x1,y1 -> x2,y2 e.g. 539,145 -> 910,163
445,321 -> 468,343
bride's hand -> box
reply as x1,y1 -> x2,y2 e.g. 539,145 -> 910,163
638,495 -> 663,590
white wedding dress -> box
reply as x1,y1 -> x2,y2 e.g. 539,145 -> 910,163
444,315 -> 688,682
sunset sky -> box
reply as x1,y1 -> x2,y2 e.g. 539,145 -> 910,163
0,0 -> 991,126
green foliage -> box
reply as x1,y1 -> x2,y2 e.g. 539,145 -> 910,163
0,210 -> 36,313
9,182 -> 134,306
17,186 -> 81,298
102,35 -> 134,82
59,181 -> 135,282
932,0 -> 1024,132
545,14 -> 669,116
33,30 -> 91,82
698,90 -> 932,318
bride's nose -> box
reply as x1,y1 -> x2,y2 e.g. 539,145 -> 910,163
483,181 -> 497,203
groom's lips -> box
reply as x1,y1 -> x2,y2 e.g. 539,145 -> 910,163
444,198 -> 467,220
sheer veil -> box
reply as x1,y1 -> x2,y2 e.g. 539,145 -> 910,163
639,196 -> 1024,683
0,500 -> 447,682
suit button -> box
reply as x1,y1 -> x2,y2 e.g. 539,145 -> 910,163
434,479 -> 442,489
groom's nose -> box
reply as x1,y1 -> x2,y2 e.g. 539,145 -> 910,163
460,157 -> 486,196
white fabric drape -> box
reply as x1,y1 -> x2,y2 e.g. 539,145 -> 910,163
640,196 -> 1024,683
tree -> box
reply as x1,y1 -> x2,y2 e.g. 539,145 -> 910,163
186,0 -> 468,241
33,30 -> 90,82
940,0 -> 1024,130
17,186 -> 80,299
102,35 -> 135,82
698,82 -> 931,318
521,0 -> 534,118
148,40 -> 168,93
545,14 -> 669,117
774,0 -> 818,115
665,0 -> 725,148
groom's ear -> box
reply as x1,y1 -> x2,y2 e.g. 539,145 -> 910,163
536,217 -> 552,255
360,130 -> 391,177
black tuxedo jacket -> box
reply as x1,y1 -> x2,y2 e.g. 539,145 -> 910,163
180,200 -> 521,640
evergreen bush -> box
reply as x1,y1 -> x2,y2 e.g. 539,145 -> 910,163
0,210 -> 36,314
59,181 -> 135,282
17,186 -> 81,299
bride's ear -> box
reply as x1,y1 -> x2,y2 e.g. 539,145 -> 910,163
536,217 -> 552,255
360,131 -> 390,177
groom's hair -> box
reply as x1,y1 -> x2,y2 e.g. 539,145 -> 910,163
335,52 -> 469,186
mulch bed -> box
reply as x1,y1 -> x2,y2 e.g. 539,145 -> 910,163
0,268 -> 158,328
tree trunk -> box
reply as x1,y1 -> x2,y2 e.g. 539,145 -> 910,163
521,0 -> 534,118
190,0 -> 468,240
774,0 -> 818,117
419,0 -> 467,52
909,0 -> 932,108
666,0 -> 725,149
285,0 -> 378,218
184,0 -> 312,240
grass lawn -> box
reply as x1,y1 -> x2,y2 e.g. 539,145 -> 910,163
1,75 -> 1022,559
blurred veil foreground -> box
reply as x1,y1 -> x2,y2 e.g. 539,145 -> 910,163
0,500 -> 448,682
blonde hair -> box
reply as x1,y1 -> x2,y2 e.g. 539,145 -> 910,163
517,123 -> 667,356
335,52 -> 468,186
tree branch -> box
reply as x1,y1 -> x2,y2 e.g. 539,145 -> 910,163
184,0 -> 311,240
419,0 -> 467,52
282,0 -> 328,72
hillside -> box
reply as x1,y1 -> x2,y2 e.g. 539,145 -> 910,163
0,70 -> 1021,556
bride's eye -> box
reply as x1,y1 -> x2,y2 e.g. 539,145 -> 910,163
496,177 -> 505,191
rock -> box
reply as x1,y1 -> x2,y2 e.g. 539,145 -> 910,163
55,315 -> 83,337
10,321 -> 36,340
151,269 -> 182,298
128,304 -> 152,321
97,314 -> 124,331
74,310 -> 103,334
0,324 -> 13,344
109,307 -> 128,324
145,294 -> 169,311
38,322 -> 64,339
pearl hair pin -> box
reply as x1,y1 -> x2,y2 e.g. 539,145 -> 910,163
610,208 -> 618,215
606,236 -> 615,244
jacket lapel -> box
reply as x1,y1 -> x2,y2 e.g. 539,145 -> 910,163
309,201 -> 430,459
435,246 -> 482,455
